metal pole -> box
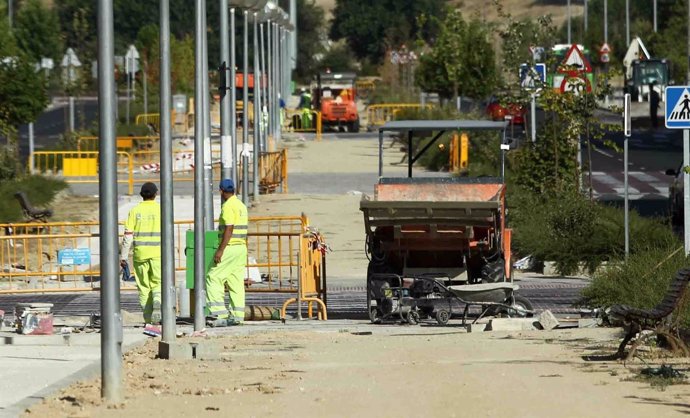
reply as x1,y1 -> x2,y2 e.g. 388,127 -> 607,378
604,0 -> 608,44
626,0 -> 630,48
266,21 -> 272,145
584,0 -> 588,34
684,129 -> 690,256
159,0 -> 176,343
230,8 -> 238,187
242,10 -> 250,205
260,22 -> 267,152
289,0 -> 296,70
378,130 -> 383,177
28,122 -> 34,159
530,94 -> 536,142
8,0 -> 12,28
97,0 -> 122,402
193,0 -> 206,331
653,0 -> 657,33
126,69 -> 130,125
69,96 -> 75,132
202,0 -> 214,231
143,62 -> 148,116
624,135 -> 629,258
567,0 -> 571,45
220,0 -> 232,180
272,22 -> 279,142
252,12 -> 261,201
688,0 -> 690,84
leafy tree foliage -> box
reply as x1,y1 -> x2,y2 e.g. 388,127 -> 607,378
414,11 -> 497,101
14,0 -> 63,63
329,0 -> 445,64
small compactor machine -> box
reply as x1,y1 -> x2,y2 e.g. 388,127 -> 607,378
360,120 -> 533,325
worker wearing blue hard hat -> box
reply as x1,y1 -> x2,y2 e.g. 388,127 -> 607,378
206,179 -> 249,327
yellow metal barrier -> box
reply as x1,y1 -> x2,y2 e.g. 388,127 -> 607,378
135,113 -> 161,129
285,110 -> 322,140
77,136 -> 160,152
258,149 -> 288,193
31,151 -> 134,195
449,133 -> 469,173
366,103 -> 433,128
0,217 -> 327,320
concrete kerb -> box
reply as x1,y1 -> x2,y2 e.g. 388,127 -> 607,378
3,329 -> 150,418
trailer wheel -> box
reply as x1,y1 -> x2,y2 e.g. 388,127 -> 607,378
369,306 -> 382,324
506,295 -> 534,318
435,309 -> 450,326
407,311 -> 420,325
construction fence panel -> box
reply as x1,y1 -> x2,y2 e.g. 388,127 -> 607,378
0,217 -> 326,320
77,136 -> 160,153
285,110 -> 322,140
366,104 -> 433,128
31,151 -> 134,195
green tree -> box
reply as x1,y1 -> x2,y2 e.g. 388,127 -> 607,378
0,57 -> 49,175
14,0 -> 63,63
415,11 -> 498,101
330,0 -> 445,64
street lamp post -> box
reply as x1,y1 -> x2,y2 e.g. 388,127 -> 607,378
97,0 -> 122,402
626,0 -> 630,47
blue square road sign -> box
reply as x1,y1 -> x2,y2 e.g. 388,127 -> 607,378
665,86 -> 690,129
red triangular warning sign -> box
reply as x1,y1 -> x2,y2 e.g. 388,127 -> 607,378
557,44 -> 592,74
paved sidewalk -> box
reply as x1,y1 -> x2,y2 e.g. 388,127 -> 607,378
0,329 -> 148,418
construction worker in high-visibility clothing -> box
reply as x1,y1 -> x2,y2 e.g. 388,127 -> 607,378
120,182 -> 162,324
206,179 -> 248,327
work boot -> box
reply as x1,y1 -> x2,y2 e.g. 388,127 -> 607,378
206,317 -> 229,328
150,301 -> 162,324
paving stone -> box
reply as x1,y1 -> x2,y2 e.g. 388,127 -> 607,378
578,318 -> 599,328
485,318 -> 538,332
193,341 -> 220,360
158,341 -> 193,360
536,310 -> 560,331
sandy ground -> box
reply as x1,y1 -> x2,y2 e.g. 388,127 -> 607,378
23,326 -> 690,418
19,136 -> 690,417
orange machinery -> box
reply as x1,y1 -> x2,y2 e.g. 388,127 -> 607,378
313,72 -> 360,132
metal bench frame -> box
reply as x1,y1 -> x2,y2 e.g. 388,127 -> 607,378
609,267 -> 690,361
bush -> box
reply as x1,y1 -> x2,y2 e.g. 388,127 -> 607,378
510,189 -> 680,276
580,247 -> 690,326
0,175 -> 67,222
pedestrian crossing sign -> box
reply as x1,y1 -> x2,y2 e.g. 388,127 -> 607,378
665,86 -> 690,129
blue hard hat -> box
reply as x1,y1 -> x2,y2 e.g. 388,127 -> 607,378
219,179 -> 235,192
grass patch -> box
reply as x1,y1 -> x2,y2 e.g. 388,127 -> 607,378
0,176 -> 68,223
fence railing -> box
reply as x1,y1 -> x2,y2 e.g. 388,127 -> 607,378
77,136 -> 160,152
285,110 -> 322,140
0,215 -> 327,320
29,148 -> 288,196
366,103 -> 433,128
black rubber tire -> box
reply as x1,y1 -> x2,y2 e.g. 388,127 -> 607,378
507,295 -> 534,318
407,311 -> 420,325
435,309 -> 450,326
369,306 -> 382,324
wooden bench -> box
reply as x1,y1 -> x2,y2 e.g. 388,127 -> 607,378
608,267 -> 690,361
14,191 -> 53,223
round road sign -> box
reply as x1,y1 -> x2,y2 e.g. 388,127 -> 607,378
560,75 -> 591,95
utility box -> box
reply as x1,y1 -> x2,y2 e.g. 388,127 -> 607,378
185,230 -> 219,289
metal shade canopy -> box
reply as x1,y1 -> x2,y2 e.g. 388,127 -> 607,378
376,120 -> 509,179
380,120 -> 508,132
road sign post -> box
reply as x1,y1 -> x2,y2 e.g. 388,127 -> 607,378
519,63 -> 545,143
665,86 -> 690,255
623,93 -> 631,259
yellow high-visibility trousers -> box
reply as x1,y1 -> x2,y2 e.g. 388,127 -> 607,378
133,257 -> 162,323
206,244 -> 247,322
